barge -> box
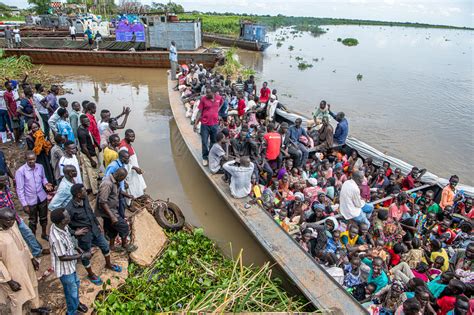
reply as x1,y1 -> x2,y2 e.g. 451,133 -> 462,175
167,76 -> 367,314
2,48 -> 223,69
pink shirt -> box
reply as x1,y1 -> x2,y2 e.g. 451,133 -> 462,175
389,203 -> 409,221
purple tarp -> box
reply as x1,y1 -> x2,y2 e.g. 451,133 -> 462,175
115,21 -> 145,42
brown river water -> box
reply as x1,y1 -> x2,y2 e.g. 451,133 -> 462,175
45,65 -> 272,266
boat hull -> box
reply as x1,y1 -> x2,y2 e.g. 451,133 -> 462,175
3,48 -> 222,68
167,77 -> 367,314
203,33 -> 270,51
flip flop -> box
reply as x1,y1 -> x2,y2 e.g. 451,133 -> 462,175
88,275 -> 103,286
109,264 -> 122,273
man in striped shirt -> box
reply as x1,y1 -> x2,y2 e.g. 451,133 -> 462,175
49,208 -> 90,315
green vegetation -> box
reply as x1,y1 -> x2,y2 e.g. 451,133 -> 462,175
337,38 -> 342,42
276,41 -> 282,48
297,61 -> 313,70
150,1 -> 184,13
0,52 -> 64,91
341,38 -> 359,46
180,13 -> 251,35
215,48 -> 256,79
178,12 -> 472,37
356,74 -> 363,81
294,24 -> 326,37
27,0 -> 50,14
288,45 -> 294,51
94,229 -> 308,313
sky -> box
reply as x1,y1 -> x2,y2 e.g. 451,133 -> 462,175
6,0 -> 474,28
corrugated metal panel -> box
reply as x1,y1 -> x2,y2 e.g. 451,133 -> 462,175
149,21 -> 201,50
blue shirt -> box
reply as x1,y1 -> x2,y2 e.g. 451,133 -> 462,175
48,178 -> 74,211
330,111 -> 348,145
169,45 -> 178,62
57,119 -> 75,142
105,159 -> 125,191
288,126 -> 307,143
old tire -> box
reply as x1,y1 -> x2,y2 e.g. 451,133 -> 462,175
154,201 -> 185,231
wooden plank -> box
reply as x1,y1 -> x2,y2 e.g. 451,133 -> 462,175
167,77 -> 367,314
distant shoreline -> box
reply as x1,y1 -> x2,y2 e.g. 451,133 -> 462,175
179,13 -> 474,36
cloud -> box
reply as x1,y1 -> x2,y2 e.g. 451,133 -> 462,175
447,7 -> 461,13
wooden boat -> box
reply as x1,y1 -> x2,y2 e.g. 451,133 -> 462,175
2,48 -> 224,69
167,76 -> 367,314
203,33 -> 271,51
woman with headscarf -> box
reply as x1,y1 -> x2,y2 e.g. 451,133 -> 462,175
25,120 -> 55,185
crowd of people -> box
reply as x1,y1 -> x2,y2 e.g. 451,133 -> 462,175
0,76 -> 147,314
174,62 -> 473,315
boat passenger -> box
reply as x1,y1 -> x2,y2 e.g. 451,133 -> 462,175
222,156 -> 254,199
259,81 -> 271,104
328,104 -> 348,146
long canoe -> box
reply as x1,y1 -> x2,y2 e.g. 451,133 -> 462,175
3,48 -> 223,68
167,76 -> 367,314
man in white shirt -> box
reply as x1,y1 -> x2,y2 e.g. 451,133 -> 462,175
69,24 -> 76,40
339,171 -> 374,227
59,142 -> 82,184
223,156 -> 254,199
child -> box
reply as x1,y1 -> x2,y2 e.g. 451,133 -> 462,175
350,282 -> 377,302
454,259 -> 473,284
343,256 -> 362,288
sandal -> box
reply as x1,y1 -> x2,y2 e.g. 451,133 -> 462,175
108,264 -> 122,273
87,275 -> 103,286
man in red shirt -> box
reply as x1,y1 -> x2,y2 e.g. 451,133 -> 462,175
259,82 -> 271,104
401,166 -> 426,190
263,123 -> 282,167
3,81 -> 21,143
85,102 -> 100,147
237,93 -> 246,120
194,88 -> 222,166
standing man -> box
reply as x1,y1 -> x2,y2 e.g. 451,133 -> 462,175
50,134 -> 65,183
84,102 -> 101,148
194,87 -> 222,166
49,208 -> 89,314
77,116 -> 99,195
42,85 -> 60,117
13,26 -> 21,48
49,165 -> 77,212
169,41 -> 178,80
4,26 -> 13,48
69,101 -> 82,142
69,23 -> 76,40
0,207 -> 51,315
3,81 -> 21,143
328,104 -> 349,146
59,141 -> 82,184
96,168 -> 136,252
15,151 -> 53,241
118,129 -> 146,200
67,184 -> 122,285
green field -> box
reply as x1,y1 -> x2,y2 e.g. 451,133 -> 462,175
180,13 -> 473,36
